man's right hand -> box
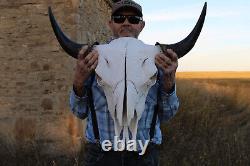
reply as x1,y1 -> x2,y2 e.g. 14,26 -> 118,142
73,46 -> 99,96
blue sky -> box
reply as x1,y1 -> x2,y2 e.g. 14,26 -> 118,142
135,0 -> 250,71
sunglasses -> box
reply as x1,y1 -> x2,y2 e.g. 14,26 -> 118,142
112,15 -> 143,24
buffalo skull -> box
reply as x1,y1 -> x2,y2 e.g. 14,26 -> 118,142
48,3 -> 207,140
95,37 -> 159,140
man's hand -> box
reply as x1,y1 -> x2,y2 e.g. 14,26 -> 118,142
155,49 -> 178,93
73,46 -> 99,96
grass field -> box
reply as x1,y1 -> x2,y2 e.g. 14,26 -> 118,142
1,72 -> 250,165
159,72 -> 250,165
177,71 -> 250,79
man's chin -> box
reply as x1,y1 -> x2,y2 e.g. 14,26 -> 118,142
119,34 -> 135,38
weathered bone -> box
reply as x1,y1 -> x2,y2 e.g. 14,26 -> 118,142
48,3 -> 207,140
95,37 -> 160,140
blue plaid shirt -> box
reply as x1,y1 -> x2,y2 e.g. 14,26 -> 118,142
69,73 -> 179,146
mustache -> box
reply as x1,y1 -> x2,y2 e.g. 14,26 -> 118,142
120,26 -> 133,32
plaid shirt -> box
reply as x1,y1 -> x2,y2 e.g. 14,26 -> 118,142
69,73 -> 179,146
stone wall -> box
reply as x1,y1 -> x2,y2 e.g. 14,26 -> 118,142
0,0 -> 112,159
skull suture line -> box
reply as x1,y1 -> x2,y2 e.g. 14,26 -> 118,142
95,37 -> 160,140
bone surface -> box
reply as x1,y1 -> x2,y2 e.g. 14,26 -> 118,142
95,37 -> 161,141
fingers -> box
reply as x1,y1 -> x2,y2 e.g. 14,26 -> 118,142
155,53 -> 172,69
156,53 -> 172,65
165,49 -> 178,62
90,59 -> 98,70
77,44 -> 99,68
85,50 -> 99,69
155,49 -> 178,73
156,49 -> 178,65
78,45 -> 88,60
155,57 -> 168,71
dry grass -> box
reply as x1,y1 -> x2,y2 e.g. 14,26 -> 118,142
1,72 -> 250,165
177,71 -> 250,79
160,72 -> 250,166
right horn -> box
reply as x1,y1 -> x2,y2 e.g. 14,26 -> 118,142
156,2 -> 207,59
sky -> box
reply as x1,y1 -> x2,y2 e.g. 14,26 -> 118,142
134,0 -> 250,71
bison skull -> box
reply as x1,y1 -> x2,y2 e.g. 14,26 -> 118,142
95,37 -> 160,141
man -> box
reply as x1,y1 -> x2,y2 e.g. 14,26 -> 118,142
70,0 -> 179,165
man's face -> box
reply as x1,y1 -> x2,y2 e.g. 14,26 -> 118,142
109,9 -> 145,38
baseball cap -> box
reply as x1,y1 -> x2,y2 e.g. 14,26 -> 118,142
112,0 -> 143,17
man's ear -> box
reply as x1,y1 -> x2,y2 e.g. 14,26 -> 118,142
108,20 -> 113,30
140,21 -> 145,32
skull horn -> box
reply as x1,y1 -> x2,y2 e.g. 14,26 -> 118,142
48,7 -> 98,59
156,2 -> 207,59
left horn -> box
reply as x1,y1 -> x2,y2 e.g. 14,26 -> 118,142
156,2 -> 207,59
48,7 -> 91,59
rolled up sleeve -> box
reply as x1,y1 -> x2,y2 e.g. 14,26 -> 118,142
159,84 -> 179,122
69,88 -> 89,119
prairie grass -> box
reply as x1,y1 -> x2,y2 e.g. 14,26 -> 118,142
176,71 -> 250,79
1,72 -> 250,165
159,72 -> 250,165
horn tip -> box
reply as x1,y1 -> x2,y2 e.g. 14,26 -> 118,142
155,42 -> 160,46
204,2 -> 207,8
48,6 -> 52,16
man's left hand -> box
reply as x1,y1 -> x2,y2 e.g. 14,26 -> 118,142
155,49 -> 178,93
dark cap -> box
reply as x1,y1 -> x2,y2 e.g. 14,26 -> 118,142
112,0 -> 143,17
